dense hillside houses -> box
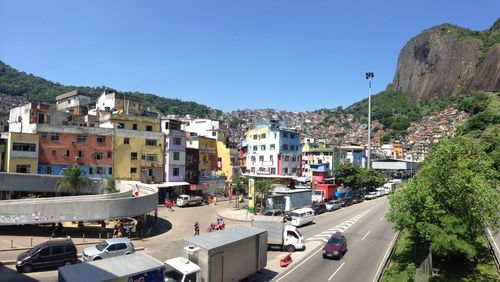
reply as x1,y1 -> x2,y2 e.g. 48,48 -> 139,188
0,87 -> 469,196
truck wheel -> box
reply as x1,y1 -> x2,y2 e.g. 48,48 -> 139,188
285,245 -> 296,252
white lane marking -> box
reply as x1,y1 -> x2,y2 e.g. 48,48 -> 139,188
274,244 -> 325,282
328,262 -> 346,281
362,231 -> 371,240
372,232 -> 399,282
379,217 -> 384,221
487,228 -> 500,254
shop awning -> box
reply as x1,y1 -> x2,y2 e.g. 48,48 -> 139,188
155,181 -> 190,188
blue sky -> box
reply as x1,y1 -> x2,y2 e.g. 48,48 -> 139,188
0,1 -> 498,112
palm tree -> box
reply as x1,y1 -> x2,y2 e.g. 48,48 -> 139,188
56,166 -> 92,195
233,175 -> 248,209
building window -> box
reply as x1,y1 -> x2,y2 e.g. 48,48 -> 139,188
282,144 -> 289,150
45,166 -> 52,174
130,167 -> 137,174
146,154 -> 157,161
270,168 -> 276,174
186,155 -> 193,164
41,133 -> 47,140
260,145 -> 266,151
124,138 -> 130,144
16,165 -> 30,173
146,125 -> 153,131
290,133 -> 295,139
12,143 -> 36,152
270,144 -> 275,150
131,152 -> 138,160
89,167 -> 94,174
284,155 -> 290,161
212,131 -> 216,137
52,150 -> 57,156
253,145 -> 258,151
292,156 -> 297,162
173,138 -> 182,145
93,152 -> 103,160
259,156 -> 264,161
261,133 -> 266,139
173,152 -> 180,160
50,132 -> 59,141
270,155 -> 274,161
146,139 -> 157,146
173,167 -> 179,176
283,132 -> 289,138
78,151 -> 84,158
107,151 -> 112,158
253,135 -> 258,140
64,150 -> 70,157
118,123 -> 125,129
283,168 -> 288,174
77,135 -> 86,143
108,167 -> 113,174
132,124 -> 138,130
97,136 -> 106,143
96,167 -> 104,174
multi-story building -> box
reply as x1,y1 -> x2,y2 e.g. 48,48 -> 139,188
56,90 -> 91,116
301,140 -> 334,180
245,120 -> 302,176
182,118 -> 226,141
239,139 -> 247,174
185,147 -> 200,184
5,132 -> 39,173
216,141 -> 240,185
161,118 -> 186,182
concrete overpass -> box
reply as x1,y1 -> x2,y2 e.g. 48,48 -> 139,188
0,178 -> 158,226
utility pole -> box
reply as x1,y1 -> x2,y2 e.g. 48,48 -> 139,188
365,72 -> 374,169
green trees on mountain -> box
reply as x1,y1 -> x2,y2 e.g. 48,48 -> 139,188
0,60 -> 221,118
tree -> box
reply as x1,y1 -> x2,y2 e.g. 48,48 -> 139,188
233,175 -> 248,209
333,163 -> 363,189
56,166 -> 92,195
387,137 -> 500,259
255,179 -> 273,209
359,169 -> 385,190
103,177 -> 117,194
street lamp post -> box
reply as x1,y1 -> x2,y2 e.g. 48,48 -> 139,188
365,72 -> 374,169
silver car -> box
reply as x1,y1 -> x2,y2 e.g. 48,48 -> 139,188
325,200 -> 342,211
83,238 -> 135,262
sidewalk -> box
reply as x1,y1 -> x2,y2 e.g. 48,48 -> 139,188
217,206 -> 254,222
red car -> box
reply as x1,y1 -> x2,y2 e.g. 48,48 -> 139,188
322,232 -> 347,259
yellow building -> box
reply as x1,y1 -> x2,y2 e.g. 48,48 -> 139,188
113,130 -> 164,182
216,141 -> 240,184
110,114 -> 160,132
198,136 -> 217,177
6,132 -> 39,173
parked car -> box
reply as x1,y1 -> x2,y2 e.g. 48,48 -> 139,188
263,209 -> 284,217
323,232 -> 347,259
339,197 -> 353,207
375,187 -> 387,196
364,192 -> 379,200
16,238 -> 77,273
352,194 -> 365,204
325,200 -> 342,211
311,203 -> 327,215
290,208 -> 315,227
83,238 -> 135,262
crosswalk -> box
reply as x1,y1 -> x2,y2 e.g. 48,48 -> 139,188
305,209 -> 373,242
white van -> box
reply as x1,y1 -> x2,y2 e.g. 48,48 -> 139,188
290,208 -> 315,227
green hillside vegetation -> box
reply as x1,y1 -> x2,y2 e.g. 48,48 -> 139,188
0,60 -> 222,118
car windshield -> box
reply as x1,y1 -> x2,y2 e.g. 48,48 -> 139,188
328,237 -> 343,245
290,212 -> 299,217
326,201 -> 334,205
165,265 -> 184,282
28,245 -> 42,255
95,241 -> 109,251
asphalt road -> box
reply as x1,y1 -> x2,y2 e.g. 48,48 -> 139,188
274,196 -> 396,282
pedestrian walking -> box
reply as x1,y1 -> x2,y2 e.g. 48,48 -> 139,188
134,184 -> 140,197
213,194 -> 217,205
194,221 -> 200,236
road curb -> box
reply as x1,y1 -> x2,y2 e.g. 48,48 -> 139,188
375,231 -> 400,282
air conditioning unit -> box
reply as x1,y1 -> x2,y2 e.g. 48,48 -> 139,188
75,157 -> 80,160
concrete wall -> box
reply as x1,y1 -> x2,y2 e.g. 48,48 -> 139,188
0,182 -> 157,225
0,172 -> 102,194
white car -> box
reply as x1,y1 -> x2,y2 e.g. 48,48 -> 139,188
364,192 -> 379,200
325,200 -> 342,211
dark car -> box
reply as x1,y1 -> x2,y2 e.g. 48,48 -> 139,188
352,194 -> 365,204
323,232 -> 347,259
339,197 -> 353,207
16,239 -> 77,273
311,203 -> 327,215
263,209 -> 284,217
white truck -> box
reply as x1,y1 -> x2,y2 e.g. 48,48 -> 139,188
272,188 -> 313,212
252,215 -> 304,252
176,194 -> 205,207
164,225 -> 267,282
383,182 -> 396,194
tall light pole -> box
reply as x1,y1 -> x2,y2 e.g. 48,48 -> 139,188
365,72 -> 374,169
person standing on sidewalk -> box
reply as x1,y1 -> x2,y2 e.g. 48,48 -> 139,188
194,222 -> 200,236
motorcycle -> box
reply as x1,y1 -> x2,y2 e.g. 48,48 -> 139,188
207,222 -> 220,233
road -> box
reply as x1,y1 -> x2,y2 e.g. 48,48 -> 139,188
274,196 -> 396,282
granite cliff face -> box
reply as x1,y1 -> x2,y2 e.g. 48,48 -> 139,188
391,20 -> 500,102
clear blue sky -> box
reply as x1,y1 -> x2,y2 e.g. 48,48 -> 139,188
0,1 -> 498,112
